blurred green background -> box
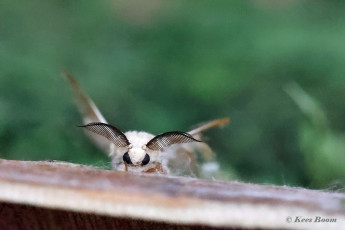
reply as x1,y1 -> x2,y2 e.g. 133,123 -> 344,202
1,0 -> 344,189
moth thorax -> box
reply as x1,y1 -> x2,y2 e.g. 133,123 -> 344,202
128,147 -> 146,165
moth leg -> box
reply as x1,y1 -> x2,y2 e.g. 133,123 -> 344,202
143,163 -> 167,174
156,163 -> 167,174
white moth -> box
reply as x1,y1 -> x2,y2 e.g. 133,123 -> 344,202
64,71 -> 229,175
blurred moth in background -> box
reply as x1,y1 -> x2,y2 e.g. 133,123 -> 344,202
63,72 -> 229,176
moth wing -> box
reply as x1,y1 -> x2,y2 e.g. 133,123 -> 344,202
63,71 -> 114,155
163,142 -> 216,177
187,117 -> 230,161
188,117 -> 230,137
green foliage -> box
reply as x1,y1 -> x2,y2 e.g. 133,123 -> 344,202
286,82 -> 345,188
1,0 -> 345,189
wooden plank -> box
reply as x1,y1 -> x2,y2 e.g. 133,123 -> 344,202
0,202 -> 237,230
0,159 -> 344,230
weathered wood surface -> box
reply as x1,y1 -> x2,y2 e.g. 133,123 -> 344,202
0,159 -> 344,230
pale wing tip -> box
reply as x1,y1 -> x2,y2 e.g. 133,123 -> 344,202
61,69 -> 79,87
216,117 -> 230,127
188,117 -> 230,136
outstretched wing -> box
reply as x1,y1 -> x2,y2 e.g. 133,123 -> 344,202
188,117 -> 230,136
63,71 -> 107,124
187,117 -> 230,161
63,71 -> 114,154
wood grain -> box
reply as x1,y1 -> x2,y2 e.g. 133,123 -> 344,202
0,159 -> 344,230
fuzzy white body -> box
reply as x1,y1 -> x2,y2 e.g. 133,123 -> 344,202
109,130 -> 201,174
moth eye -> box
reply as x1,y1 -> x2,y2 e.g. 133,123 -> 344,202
123,152 -> 132,164
141,153 -> 150,166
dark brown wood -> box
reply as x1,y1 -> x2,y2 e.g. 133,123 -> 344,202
0,202 -> 252,230
0,159 -> 344,230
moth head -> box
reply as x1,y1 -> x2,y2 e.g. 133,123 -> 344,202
79,122 -> 202,172
124,147 -> 150,166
